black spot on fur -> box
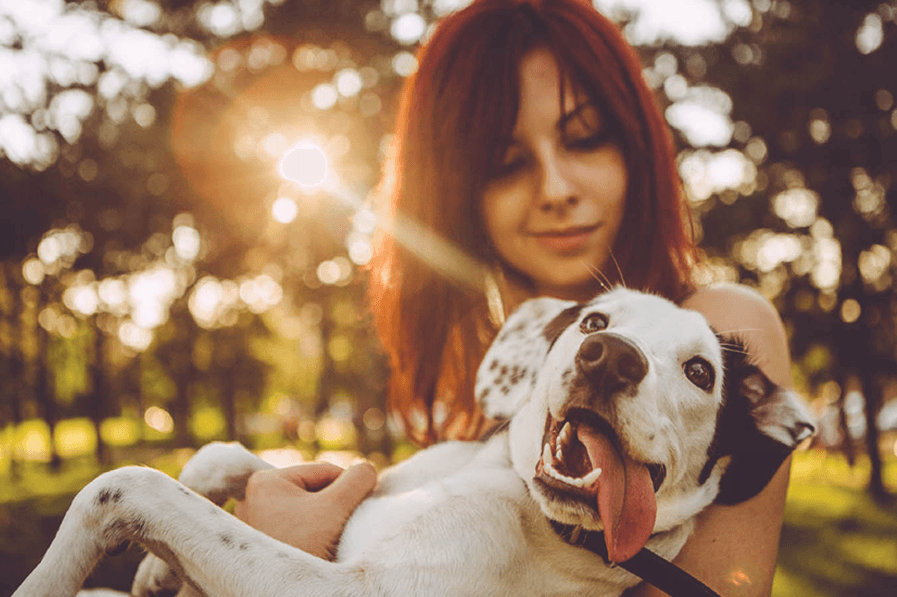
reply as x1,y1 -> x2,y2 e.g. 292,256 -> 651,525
104,515 -> 147,549
219,533 -> 234,547
97,487 -> 123,506
489,360 -> 499,371
478,386 -> 490,401
501,385 -> 510,395
177,486 -> 192,496
542,304 -> 585,348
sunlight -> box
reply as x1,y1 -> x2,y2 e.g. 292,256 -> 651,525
14,420 -> 51,462
63,284 -> 99,317
128,266 -> 179,328
593,0 -> 750,46
679,149 -> 756,204
391,51 -> 418,76
144,406 -> 174,434
189,276 -> 226,329
22,257 -> 45,285
239,274 -> 283,313
311,83 -> 339,110
100,417 -> 140,447
258,447 -> 307,468
54,418 -> 96,458
858,244 -> 891,286
335,68 -> 364,97
666,86 -> 734,147
172,225 -> 201,261
271,196 -> 298,223
391,12 -> 427,45
856,13 -> 884,55
98,278 -> 128,312
190,407 -> 226,441
118,320 -> 154,351
773,188 -> 819,228
279,143 -> 327,186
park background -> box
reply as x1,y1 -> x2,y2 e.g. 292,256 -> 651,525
1,0 -> 896,595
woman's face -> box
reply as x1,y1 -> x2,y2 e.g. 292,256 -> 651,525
481,49 -> 628,301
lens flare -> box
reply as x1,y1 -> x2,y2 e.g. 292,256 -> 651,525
279,143 -> 327,186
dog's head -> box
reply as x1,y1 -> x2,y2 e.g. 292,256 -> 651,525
475,288 -> 814,562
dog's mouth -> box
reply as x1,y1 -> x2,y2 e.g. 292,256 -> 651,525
534,408 -> 665,562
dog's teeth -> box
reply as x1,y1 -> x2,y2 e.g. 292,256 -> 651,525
542,443 -> 553,464
559,422 -> 573,447
541,452 -> 603,489
581,467 -> 602,486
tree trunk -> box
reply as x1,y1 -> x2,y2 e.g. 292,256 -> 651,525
89,322 -> 110,465
35,287 -> 61,470
861,375 -> 890,503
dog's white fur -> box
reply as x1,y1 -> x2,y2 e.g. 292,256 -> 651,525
14,288 -> 814,597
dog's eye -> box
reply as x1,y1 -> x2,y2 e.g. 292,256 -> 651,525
579,313 -> 608,334
684,358 -> 715,391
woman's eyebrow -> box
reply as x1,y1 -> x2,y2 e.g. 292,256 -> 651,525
557,102 -> 602,130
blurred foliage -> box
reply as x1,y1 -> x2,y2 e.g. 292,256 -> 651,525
1,0 -> 897,594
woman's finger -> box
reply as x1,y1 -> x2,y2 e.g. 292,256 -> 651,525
274,462 -> 346,491
319,462 -> 377,513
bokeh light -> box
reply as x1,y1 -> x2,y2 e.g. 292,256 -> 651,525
279,143 -> 327,186
272,197 -> 299,223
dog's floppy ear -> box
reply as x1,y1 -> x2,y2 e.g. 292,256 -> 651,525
704,339 -> 815,505
475,297 -> 579,420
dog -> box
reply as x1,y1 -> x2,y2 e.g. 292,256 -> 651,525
14,288 -> 814,597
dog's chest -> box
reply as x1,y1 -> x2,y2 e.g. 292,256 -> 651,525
337,439 -> 524,559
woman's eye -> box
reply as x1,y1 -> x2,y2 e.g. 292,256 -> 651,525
494,158 -> 526,178
684,358 -> 715,392
580,313 -> 608,334
490,150 -> 529,180
566,131 -> 613,152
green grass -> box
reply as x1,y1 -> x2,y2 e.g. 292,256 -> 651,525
772,450 -> 897,597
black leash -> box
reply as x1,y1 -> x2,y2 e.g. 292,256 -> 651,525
550,521 -> 723,597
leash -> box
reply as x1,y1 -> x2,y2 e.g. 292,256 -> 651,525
550,521 -> 723,597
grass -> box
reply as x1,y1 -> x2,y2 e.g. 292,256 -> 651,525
1,448 -> 895,597
772,450 -> 897,597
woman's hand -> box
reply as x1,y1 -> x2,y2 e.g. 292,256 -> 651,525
233,461 -> 377,560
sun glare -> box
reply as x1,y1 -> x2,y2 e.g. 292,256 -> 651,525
279,143 -> 327,186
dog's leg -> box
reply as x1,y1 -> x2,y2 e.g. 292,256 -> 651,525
15,466 -> 369,597
129,442 -> 274,597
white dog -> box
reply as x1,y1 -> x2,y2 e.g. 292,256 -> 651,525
14,288 -> 814,597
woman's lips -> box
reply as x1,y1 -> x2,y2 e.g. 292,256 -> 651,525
531,225 -> 599,253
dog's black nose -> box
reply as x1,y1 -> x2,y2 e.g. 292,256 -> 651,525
576,333 -> 648,393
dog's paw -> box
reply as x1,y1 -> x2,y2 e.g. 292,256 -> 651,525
178,442 -> 273,505
132,553 -> 182,597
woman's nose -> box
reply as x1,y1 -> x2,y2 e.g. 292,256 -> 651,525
538,154 -> 577,212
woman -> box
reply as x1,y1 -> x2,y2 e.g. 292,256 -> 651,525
236,1 -> 795,595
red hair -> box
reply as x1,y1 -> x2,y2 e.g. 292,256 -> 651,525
369,0 -> 696,444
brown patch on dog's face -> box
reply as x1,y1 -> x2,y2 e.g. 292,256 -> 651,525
542,304 -> 585,348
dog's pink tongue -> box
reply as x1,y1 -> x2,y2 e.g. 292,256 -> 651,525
577,426 -> 657,563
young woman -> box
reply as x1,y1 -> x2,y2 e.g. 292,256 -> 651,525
236,1 -> 795,595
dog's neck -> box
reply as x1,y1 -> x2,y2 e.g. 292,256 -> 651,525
548,521 -> 722,597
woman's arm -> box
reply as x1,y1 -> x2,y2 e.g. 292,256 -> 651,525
631,283 -> 796,597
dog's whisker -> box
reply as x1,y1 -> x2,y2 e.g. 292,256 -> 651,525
580,259 -> 612,291
608,250 -> 626,289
